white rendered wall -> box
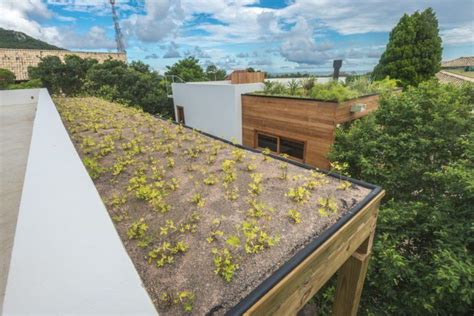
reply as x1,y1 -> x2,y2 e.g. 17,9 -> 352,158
2,89 -> 157,316
172,82 -> 263,144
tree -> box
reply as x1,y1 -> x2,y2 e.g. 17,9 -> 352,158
0,68 -> 15,89
328,81 -> 474,314
28,56 -> 64,94
372,8 -> 442,87
165,57 -> 207,82
205,65 -> 226,81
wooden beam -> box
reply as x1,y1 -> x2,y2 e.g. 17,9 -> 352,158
243,191 -> 384,315
332,232 -> 375,316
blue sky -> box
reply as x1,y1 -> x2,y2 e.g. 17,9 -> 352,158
1,0 -> 473,74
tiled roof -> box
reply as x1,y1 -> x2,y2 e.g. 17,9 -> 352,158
436,71 -> 474,86
441,56 -> 474,68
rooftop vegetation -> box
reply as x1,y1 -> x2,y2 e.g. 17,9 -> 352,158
55,96 -> 370,314
314,80 -> 474,315
254,77 -> 398,102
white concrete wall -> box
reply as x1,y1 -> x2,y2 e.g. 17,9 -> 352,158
2,89 -> 157,316
172,82 -> 263,144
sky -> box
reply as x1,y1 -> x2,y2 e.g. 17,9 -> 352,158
1,0 -> 473,74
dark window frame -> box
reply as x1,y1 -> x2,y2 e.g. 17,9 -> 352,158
255,131 -> 306,162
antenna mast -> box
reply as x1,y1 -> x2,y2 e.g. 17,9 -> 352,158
109,0 -> 126,53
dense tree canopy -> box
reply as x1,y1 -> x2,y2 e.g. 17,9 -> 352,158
28,56 -> 172,116
0,68 -> 16,89
328,81 -> 473,314
372,8 -> 442,87
164,57 -> 227,82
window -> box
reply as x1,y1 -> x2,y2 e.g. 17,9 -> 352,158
280,137 -> 304,160
176,106 -> 185,125
256,132 -> 305,161
257,133 -> 278,152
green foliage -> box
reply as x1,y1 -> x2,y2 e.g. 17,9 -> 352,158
147,240 -> 189,267
372,8 -> 442,87
287,209 -> 302,224
205,64 -> 227,81
212,247 -> 239,282
83,156 -> 103,179
317,196 -> 338,216
174,290 -> 195,312
286,186 -> 311,204
328,81 -> 474,314
165,56 -> 207,82
28,56 -> 172,116
127,218 -> 148,240
258,79 -> 396,102
248,173 -> 263,196
241,220 -> 279,254
7,79 -> 43,90
0,68 -> 15,89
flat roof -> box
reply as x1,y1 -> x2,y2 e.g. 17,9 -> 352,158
55,96 -> 377,314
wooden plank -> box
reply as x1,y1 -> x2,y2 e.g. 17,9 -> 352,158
332,232 -> 374,316
244,191 -> 384,316
241,95 -> 337,169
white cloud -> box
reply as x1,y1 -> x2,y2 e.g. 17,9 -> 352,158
184,46 -> 210,58
441,23 -> 474,45
124,0 -> 184,42
279,18 -> 329,65
163,41 -> 181,58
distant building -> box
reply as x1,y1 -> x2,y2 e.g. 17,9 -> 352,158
441,56 -> 474,70
0,48 -> 127,81
436,56 -> 474,86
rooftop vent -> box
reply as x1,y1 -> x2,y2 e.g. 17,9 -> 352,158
333,59 -> 343,81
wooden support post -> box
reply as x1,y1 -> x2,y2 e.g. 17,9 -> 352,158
332,231 -> 374,316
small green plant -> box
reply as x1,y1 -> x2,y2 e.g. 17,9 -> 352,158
207,230 -> 224,243
278,162 -> 288,180
225,186 -> 239,201
248,173 -> 263,196
262,148 -> 272,161
337,180 -> 352,190
190,193 -> 205,207
160,219 -> 177,236
226,235 -> 241,249
287,186 -> 311,204
127,218 -> 148,239
203,173 -> 218,185
167,178 -> 180,191
147,240 -> 189,267
247,199 -> 274,218
221,159 -> 237,186
317,196 -> 338,216
287,209 -> 302,224
83,157 -> 103,179
174,290 -> 195,312
150,195 -> 171,213
167,157 -> 175,168
231,148 -> 246,162
107,193 -> 127,207
241,220 -> 279,254
246,162 -> 257,171
212,248 -> 239,282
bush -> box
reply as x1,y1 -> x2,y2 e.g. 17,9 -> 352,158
8,79 -> 42,90
0,68 -> 15,89
327,81 -> 473,314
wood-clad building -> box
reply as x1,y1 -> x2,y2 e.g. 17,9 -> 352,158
242,94 -> 380,169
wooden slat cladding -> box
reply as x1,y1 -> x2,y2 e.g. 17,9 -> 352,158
244,190 -> 384,316
242,94 -> 380,169
336,94 -> 380,123
230,71 -> 265,84
242,95 -> 338,169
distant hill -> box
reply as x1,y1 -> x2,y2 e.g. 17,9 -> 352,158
0,28 -> 65,50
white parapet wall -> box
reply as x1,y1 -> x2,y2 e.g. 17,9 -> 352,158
172,81 -> 264,144
1,89 -> 157,315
